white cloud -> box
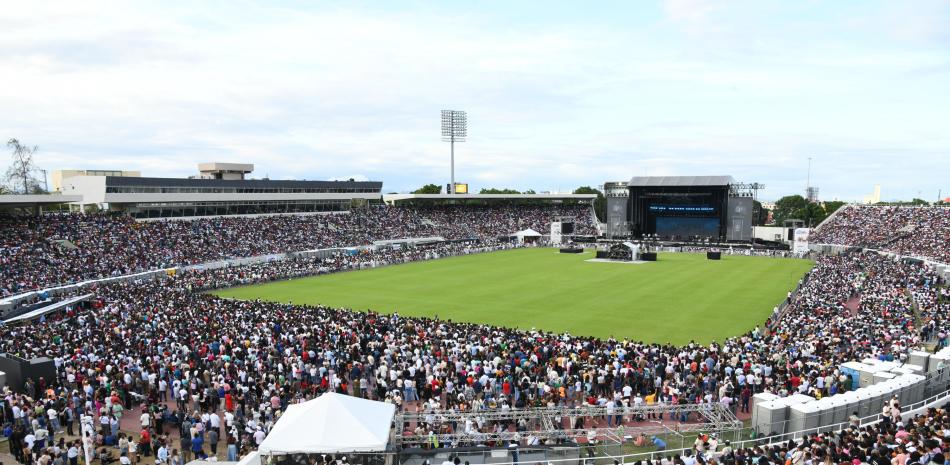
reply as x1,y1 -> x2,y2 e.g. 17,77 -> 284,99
0,1 -> 947,201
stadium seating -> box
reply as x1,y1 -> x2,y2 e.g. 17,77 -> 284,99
811,205 -> 950,263
0,204 -> 947,465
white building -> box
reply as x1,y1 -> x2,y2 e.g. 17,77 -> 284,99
60,163 -> 382,218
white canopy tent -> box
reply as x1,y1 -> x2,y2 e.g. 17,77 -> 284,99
512,228 -> 542,244
257,393 -> 396,455
233,451 -> 261,465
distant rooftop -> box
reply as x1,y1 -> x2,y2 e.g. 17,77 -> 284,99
105,176 -> 382,190
383,193 -> 596,203
627,175 -> 734,187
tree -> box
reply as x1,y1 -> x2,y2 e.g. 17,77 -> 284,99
771,194 -> 831,227
413,184 -> 442,194
479,188 -> 521,194
875,198 -> 930,206
802,202 -> 827,227
752,200 -> 770,226
5,138 -> 43,194
573,186 -> 607,222
823,200 -> 846,217
772,195 -> 809,225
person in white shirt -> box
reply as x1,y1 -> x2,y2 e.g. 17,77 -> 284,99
157,445 -> 169,464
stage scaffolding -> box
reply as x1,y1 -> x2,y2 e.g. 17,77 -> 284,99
392,402 -> 743,448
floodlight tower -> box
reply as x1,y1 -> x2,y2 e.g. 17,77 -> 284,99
441,110 -> 467,195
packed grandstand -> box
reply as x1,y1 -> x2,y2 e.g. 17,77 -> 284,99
811,205 -> 950,264
0,203 -> 948,465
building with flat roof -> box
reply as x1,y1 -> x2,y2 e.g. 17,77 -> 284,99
381,193 -> 596,205
60,163 -> 382,218
52,169 -> 141,192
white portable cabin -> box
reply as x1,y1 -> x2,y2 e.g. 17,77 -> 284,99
862,358 -> 901,372
752,394 -> 814,437
898,373 -> 927,406
857,364 -> 886,388
752,392 -> 779,412
850,388 -> 872,420
752,399 -> 789,437
892,376 -> 914,406
864,384 -> 888,417
788,401 -> 822,438
928,350 -> 950,374
813,397 -> 837,431
840,361 -> 868,390
831,392 -> 856,425
908,350 -> 931,371
891,364 -> 924,376
873,371 -> 897,385
874,382 -> 899,415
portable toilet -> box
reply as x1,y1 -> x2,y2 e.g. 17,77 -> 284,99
864,384 -> 887,417
895,376 -> 915,406
788,401 -> 822,438
851,389 -> 872,422
814,397 -> 838,431
900,373 -> 927,405
878,360 -> 901,372
873,371 -> 897,385
840,362 -> 868,390
787,393 -> 815,405
891,365 -> 924,377
753,399 -> 791,437
827,393 -> 852,427
928,351 -> 950,374
877,383 -> 900,415
852,363 -> 884,388
908,351 -> 930,371
752,392 -> 780,412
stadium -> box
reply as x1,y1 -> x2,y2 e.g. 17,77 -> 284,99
2,4 -> 950,465
1,161 -> 949,465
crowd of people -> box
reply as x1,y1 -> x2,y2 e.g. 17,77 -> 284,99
1,243 -> 946,462
0,204 -> 596,297
811,206 -> 950,264
1,204 -> 947,465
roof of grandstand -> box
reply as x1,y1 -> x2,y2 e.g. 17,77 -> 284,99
627,175 -> 734,187
382,193 -> 596,203
103,176 -> 382,190
0,194 -> 82,206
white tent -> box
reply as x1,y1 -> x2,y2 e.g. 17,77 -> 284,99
512,228 -> 542,244
233,452 -> 260,465
257,393 -> 396,455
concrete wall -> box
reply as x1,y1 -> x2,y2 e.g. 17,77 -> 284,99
60,175 -> 107,204
753,226 -> 790,243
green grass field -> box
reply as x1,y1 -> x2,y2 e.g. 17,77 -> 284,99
214,248 -> 813,344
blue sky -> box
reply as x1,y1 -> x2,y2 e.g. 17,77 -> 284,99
1,0 -> 948,201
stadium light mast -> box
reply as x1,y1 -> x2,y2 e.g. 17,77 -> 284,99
441,110 -> 467,195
